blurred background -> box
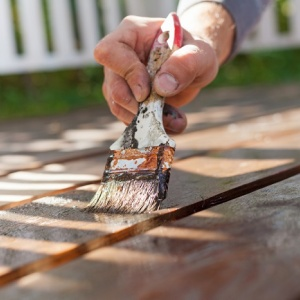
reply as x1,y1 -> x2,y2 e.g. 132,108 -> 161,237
1,0 -> 300,120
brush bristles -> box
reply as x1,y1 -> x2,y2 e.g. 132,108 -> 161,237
87,145 -> 174,214
87,178 -> 163,214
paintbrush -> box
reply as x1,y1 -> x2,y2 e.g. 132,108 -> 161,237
87,12 -> 183,213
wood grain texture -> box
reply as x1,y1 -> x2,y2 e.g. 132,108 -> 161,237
1,101 -> 300,209
0,107 -> 122,174
0,156 -> 105,208
0,135 -> 299,284
1,84 -> 299,174
0,84 -> 300,297
1,175 -> 300,299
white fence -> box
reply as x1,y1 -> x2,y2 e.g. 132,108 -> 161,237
0,0 -> 300,75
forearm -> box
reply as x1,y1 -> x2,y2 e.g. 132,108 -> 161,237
178,2 -> 235,65
178,0 -> 271,62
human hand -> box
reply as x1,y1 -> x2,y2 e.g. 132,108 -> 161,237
94,4 -> 234,134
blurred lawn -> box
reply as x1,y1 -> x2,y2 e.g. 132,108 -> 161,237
211,48 -> 300,87
1,48 -> 300,120
0,67 -> 104,120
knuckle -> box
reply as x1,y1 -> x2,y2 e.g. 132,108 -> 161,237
94,39 -> 111,65
123,61 -> 143,82
120,15 -> 140,27
110,82 -> 138,114
110,81 -> 130,104
110,101 -> 120,117
121,15 -> 133,25
102,82 -> 108,100
194,42 -> 218,74
184,45 -> 203,73
111,88 -> 124,104
111,92 -> 122,106
177,43 -> 218,85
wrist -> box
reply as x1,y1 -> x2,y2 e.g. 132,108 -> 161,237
178,2 -> 235,65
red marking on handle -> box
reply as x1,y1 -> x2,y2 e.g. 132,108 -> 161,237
170,12 -> 183,49
151,12 -> 183,51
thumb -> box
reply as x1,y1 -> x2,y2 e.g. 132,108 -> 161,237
153,42 -> 218,97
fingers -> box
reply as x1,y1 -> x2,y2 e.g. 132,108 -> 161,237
94,16 -> 163,102
104,68 -> 138,114
103,73 -> 188,133
103,68 -> 188,133
106,101 -> 135,126
103,68 -> 137,125
95,17 -> 219,135
153,39 -> 218,102
164,87 -> 201,108
95,42 -> 150,102
163,104 -> 187,134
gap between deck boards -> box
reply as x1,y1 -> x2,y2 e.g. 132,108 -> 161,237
1,102 -> 300,287
2,104 -> 299,179
1,124 -> 299,211
0,163 -> 300,287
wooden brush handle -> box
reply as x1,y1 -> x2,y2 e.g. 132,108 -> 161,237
110,13 -> 183,150
147,13 -> 183,79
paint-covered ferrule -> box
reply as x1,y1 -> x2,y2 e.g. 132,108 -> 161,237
106,146 -> 175,174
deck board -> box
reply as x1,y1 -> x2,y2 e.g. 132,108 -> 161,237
1,175 -> 300,299
0,123 -> 299,283
1,84 -> 299,173
1,101 -> 300,209
0,84 -> 300,297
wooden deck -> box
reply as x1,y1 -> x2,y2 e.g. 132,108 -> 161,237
1,83 -> 300,299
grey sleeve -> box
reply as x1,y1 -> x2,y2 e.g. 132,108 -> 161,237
177,0 -> 271,58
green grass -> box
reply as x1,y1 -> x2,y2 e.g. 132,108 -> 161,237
1,48 -> 300,120
211,48 -> 300,87
0,67 -> 104,120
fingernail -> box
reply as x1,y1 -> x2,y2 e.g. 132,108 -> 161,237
163,103 -> 182,119
163,104 -> 186,134
156,73 -> 179,94
132,84 -> 143,102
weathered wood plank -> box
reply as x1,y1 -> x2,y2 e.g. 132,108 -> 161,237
0,107 -> 122,173
0,128 -> 299,284
1,100 -> 300,208
1,84 -> 299,173
1,173 -> 300,299
0,83 -> 299,289
0,91 -> 300,207
176,106 -> 300,158
0,156 -> 104,208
